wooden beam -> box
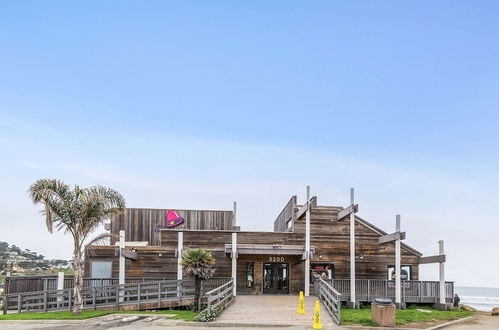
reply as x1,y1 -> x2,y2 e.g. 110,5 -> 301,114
296,196 -> 317,219
225,244 -> 310,256
337,204 -> 359,221
121,248 -> 138,261
296,203 -> 308,219
419,254 -> 446,264
379,231 -> 406,244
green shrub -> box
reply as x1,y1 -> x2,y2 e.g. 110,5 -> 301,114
193,305 -> 223,322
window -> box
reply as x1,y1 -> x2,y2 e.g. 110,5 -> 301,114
387,265 -> 412,281
91,261 -> 112,278
246,262 -> 254,287
309,263 -> 334,286
286,220 -> 293,231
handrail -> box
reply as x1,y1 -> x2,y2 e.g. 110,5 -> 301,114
204,280 -> 232,297
204,279 -> 234,315
318,278 -> 341,325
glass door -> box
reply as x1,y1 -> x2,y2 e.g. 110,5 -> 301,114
263,263 -> 289,294
276,263 -> 289,293
263,263 -> 275,293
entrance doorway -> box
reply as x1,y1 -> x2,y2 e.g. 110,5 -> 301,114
263,263 -> 289,294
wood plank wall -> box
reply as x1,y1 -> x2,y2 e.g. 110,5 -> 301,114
88,202 -> 424,292
85,246 -> 177,278
293,205 -> 421,280
110,208 -> 234,246
273,196 -> 297,232
161,230 -> 306,294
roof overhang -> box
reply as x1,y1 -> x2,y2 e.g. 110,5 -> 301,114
224,244 -> 314,258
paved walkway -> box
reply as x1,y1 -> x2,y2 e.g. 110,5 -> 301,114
446,313 -> 499,329
215,295 -> 337,327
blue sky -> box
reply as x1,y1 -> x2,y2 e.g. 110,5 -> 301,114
1,1 -> 498,287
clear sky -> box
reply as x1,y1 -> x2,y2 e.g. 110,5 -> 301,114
1,1 -> 498,287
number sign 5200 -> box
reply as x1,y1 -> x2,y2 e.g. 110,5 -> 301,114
268,256 -> 285,262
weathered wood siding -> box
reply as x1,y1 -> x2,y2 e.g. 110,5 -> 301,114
293,205 -> 420,280
273,196 -> 297,232
160,230 -> 306,294
110,208 -> 234,246
87,202 -> 423,294
85,246 -> 177,278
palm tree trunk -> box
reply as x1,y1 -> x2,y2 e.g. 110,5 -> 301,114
72,244 -> 83,316
194,277 -> 201,311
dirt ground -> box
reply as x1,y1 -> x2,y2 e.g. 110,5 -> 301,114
447,313 -> 499,329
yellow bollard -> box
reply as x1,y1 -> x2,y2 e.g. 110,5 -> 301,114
313,300 -> 322,329
297,291 -> 306,314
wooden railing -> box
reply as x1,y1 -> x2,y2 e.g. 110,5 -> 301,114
318,278 -> 341,325
2,279 -> 195,314
322,279 -> 454,303
4,276 -> 177,294
204,279 -> 234,314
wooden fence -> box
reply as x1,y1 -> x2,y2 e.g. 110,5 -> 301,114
324,279 -> 454,303
317,278 -> 341,325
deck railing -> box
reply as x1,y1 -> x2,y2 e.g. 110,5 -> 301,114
204,279 -> 234,314
4,276 -> 177,294
318,278 -> 341,325
2,279 -> 196,314
320,279 -> 454,303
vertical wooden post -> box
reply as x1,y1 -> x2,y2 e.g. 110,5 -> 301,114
177,231 -> 183,298
68,289 -> 72,311
137,284 -> 141,310
367,280 -> 370,302
304,186 -> 311,296
2,295 -> 7,315
43,291 -> 48,312
57,271 -> 64,308
17,293 -> 22,313
395,215 -> 401,306
119,230 -> 125,303
439,240 -> 445,305
177,231 -> 183,281
157,282 -> 161,308
115,285 -> 120,310
92,287 -> 96,310
349,188 -> 356,305
233,201 -> 237,227
232,232 -> 237,296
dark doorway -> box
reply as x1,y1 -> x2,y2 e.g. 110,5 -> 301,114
263,263 -> 289,294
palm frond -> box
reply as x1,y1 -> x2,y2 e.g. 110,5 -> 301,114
86,233 -> 118,256
181,248 -> 216,280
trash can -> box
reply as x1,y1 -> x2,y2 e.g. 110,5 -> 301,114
371,298 -> 395,327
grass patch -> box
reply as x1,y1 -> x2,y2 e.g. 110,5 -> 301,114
341,305 -> 474,326
0,309 -> 198,321
0,311 -> 112,320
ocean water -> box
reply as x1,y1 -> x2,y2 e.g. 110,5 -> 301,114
455,286 -> 499,312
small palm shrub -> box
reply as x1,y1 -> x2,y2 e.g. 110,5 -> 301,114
181,248 -> 216,311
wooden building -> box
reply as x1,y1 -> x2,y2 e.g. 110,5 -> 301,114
86,195 -> 422,295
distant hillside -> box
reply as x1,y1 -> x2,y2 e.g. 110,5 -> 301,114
0,241 -> 73,275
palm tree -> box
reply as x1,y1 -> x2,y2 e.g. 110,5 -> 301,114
28,179 -> 125,315
181,248 -> 216,311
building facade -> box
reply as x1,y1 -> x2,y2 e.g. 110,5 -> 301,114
85,195 -> 422,295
